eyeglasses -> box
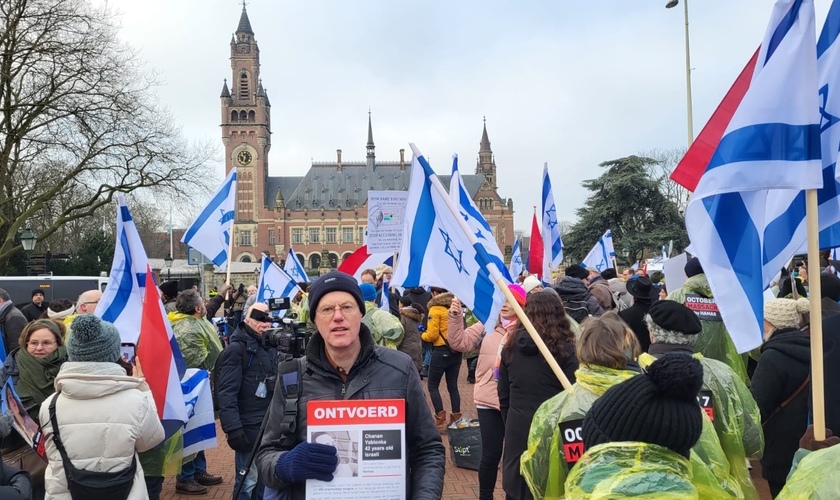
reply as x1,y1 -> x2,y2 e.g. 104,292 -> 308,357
316,303 -> 359,318
83,301 -> 99,305
28,341 -> 56,348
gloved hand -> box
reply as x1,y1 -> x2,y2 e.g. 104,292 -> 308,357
274,441 -> 338,483
227,428 -> 249,451
799,425 -> 840,451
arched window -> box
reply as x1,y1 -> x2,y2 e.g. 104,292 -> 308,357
309,254 -> 321,270
239,110 -> 247,121
240,255 -> 252,263
328,253 -> 339,269
296,254 -> 306,267
239,72 -> 250,100
341,252 -> 352,263
248,110 -> 255,122
231,110 -> 238,122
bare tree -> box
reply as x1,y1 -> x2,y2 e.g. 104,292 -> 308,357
641,148 -> 690,209
0,0 -> 215,270
557,219 -> 572,241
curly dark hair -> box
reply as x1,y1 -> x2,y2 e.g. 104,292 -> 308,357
503,289 -> 575,362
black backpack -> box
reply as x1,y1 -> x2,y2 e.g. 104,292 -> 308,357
211,340 -> 252,412
48,390 -> 136,500
562,298 -> 590,324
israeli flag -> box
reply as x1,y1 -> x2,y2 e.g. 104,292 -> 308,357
392,144 -> 506,329
449,155 -> 513,282
283,246 -> 309,283
181,369 -> 217,457
685,0 -> 820,353
182,168 -> 237,271
581,230 -> 615,272
257,254 -> 300,315
541,163 -> 563,280
380,280 -> 390,309
96,195 -> 150,344
510,239 -> 523,280
631,261 -> 640,271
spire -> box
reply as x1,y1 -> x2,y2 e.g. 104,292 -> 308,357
480,116 -> 491,153
256,78 -> 266,97
366,109 -> 375,171
220,79 -> 231,98
236,3 -> 254,35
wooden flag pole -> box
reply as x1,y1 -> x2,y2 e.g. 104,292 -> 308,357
805,189 -> 826,441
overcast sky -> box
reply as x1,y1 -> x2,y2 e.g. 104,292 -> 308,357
107,0 -> 834,231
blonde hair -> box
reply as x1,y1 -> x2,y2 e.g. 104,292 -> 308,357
576,311 -> 640,369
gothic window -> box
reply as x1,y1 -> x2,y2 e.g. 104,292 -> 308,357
342,227 -> 354,244
231,110 -> 238,122
309,228 -> 320,244
239,230 -> 252,246
268,230 -> 275,245
291,228 -> 303,244
239,110 -> 247,121
326,227 -> 336,243
239,72 -> 249,100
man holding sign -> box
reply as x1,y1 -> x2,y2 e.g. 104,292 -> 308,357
256,271 -> 445,500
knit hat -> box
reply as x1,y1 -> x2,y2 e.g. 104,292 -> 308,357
159,280 -> 179,299
582,353 -> 704,458
360,283 -> 377,302
308,271 -> 366,317
375,264 -> 394,281
31,289 -> 44,298
66,314 -> 121,363
508,284 -> 527,306
565,264 -> 589,280
523,275 -> 542,293
684,257 -> 704,278
601,268 -> 618,280
764,298 -> 809,330
821,272 -> 840,302
647,300 -> 702,334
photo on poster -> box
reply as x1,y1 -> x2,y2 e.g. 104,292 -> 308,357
312,431 -> 359,478
2,380 -> 42,456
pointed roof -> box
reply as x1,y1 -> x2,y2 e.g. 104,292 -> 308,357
236,5 -> 254,35
366,111 -> 375,149
480,117 -> 491,153
220,79 -> 231,98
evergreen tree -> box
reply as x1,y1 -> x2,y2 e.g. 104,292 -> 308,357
564,156 -> 688,265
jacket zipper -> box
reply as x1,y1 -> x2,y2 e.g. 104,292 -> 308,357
341,383 -> 346,396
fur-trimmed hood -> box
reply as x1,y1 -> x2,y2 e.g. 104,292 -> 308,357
428,292 -> 454,310
400,305 -> 424,322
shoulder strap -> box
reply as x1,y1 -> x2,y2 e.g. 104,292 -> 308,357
762,375 -> 810,427
47,391 -> 75,473
277,358 -> 304,447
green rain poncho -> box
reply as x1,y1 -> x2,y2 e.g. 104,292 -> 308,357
564,442 -> 731,499
640,352 -> 764,500
667,274 -> 749,384
776,445 -> 840,499
288,293 -> 310,324
520,365 -> 638,499
362,301 -> 404,349
168,312 -> 224,371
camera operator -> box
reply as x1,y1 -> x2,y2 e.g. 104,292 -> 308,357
218,302 -> 277,500
255,271 -> 445,499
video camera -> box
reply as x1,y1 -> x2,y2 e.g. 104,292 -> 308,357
262,298 -> 311,358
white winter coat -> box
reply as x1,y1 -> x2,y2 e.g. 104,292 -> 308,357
38,362 -> 165,500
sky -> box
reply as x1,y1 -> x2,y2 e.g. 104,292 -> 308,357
105,0 -> 835,231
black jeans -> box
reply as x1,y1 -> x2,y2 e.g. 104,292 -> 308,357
427,347 -> 462,413
477,408 -> 504,500
144,476 -> 164,500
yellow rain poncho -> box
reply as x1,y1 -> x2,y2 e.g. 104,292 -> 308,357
168,312 -> 224,371
520,365 -> 638,499
288,293 -> 309,324
667,274 -> 749,384
640,352 -> 763,500
776,445 -> 840,499
564,442 -> 730,499
362,301 -> 404,349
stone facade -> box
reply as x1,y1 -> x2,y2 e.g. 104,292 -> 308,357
220,7 -> 515,273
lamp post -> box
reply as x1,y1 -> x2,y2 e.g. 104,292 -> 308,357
622,247 -> 630,267
20,226 -> 36,276
164,253 -> 173,281
666,0 -> 694,146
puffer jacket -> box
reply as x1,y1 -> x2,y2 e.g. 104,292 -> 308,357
38,362 -> 164,500
587,276 -> 613,311
398,304 -> 424,372
256,325 -> 445,499
607,278 -> 631,311
668,274 -> 748,383
422,293 -> 454,347
553,277 -> 603,317
447,313 -> 511,410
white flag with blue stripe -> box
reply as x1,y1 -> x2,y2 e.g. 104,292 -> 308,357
542,163 -> 563,280
581,230 -> 615,272
283,246 -> 309,283
181,369 -> 217,457
392,144 -> 506,329
449,155 -> 513,282
96,195 -> 151,344
379,280 -> 390,309
509,239 -> 523,280
181,168 -> 237,271
685,0 -> 820,353
257,254 -> 300,315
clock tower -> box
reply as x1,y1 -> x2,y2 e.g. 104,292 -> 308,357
220,4 -> 271,261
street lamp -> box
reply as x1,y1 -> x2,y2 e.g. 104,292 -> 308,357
164,253 -> 173,281
666,0 -> 694,146
20,226 -> 36,276
622,247 -> 630,266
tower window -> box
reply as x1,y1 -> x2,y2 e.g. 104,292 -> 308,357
239,110 -> 247,121
239,72 -> 250,100
231,110 -> 238,122
248,110 -> 255,122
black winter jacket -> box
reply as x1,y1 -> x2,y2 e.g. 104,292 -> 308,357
217,323 -> 278,451
619,299 -> 654,353
20,302 -> 46,322
403,288 -> 431,315
750,328 -> 810,485
256,325 -> 445,500
822,313 -> 840,449
0,305 -> 26,357
552,277 -> 603,317
0,451 -> 31,500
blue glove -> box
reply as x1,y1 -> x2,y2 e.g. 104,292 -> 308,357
274,442 -> 338,483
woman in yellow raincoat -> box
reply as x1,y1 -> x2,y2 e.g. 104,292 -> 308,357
520,311 -> 640,499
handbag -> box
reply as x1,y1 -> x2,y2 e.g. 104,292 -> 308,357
47,390 -> 136,500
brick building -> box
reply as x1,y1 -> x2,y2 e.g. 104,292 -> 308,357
220,7 -> 514,273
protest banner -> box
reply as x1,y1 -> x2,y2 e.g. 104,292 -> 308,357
662,252 -> 688,294
367,191 -> 408,253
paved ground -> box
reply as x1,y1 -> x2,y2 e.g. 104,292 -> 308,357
161,361 -> 773,500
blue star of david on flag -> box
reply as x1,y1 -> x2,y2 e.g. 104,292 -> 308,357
182,168 -> 237,270
440,228 -> 469,275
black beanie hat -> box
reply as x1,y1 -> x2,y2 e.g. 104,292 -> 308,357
159,280 -> 179,299
821,272 -> 840,302
31,289 -> 44,298
648,300 -> 702,335
684,257 -> 704,278
308,271 -> 366,317
582,353 -> 704,459
566,264 -> 589,280
601,268 -> 618,280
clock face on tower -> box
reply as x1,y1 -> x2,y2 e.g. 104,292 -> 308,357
237,150 -> 252,166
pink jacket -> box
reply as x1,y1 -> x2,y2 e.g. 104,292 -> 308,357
447,311 -> 508,410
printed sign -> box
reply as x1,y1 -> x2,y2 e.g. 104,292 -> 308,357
306,399 -> 406,500
367,191 -> 408,253
559,419 -> 585,465
697,390 -> 715,422
684,293 -> 723,322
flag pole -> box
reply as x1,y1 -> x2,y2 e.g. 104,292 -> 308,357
224,171 -> 238,297
805,189 -> 826,440
422,154 -> 571,390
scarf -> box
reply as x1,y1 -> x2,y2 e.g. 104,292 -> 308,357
47,307 -> 73,320
16,345 -> 67,407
